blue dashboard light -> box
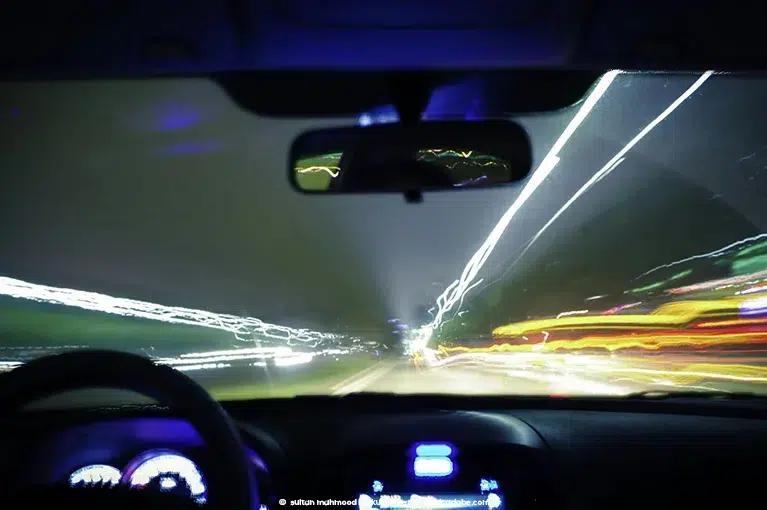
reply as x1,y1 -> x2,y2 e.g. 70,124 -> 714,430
413,456 -> 453,477
357,105 -> 399,127
480,478 -> 500,492
415,443 -> 453,457
358,113 -> 373,126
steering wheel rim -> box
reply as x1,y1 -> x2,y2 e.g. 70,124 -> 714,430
0,349 -> 257,510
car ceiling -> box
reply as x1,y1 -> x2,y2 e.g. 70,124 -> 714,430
0,0 -> 765,76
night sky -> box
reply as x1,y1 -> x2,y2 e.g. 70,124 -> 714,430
2,72 -> 767,341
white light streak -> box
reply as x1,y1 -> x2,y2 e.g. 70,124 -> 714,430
0,277 -> 343,347
423,71 -> 621,337
637,232 -> 767,280
506,71 -> 714,272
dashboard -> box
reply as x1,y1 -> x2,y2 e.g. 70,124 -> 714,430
69,450 -> 207,503
10,416 -> 271,507
2,397 -> 767,509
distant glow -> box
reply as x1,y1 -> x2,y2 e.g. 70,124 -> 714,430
69,464 -> 122,487
413,457 -> 453,477
415,443 -> 452,457
403,325 -> 434,354
373,480 -> 384,493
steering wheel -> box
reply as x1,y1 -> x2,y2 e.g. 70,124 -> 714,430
0,350 -> 258,510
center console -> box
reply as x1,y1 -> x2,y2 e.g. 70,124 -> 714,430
280,441 -> 552,510
357,443 -> 505,510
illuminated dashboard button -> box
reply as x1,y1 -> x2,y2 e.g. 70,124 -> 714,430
415,443 -> 452,457
413,456 -> 453,477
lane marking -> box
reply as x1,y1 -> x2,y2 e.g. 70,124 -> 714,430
332,361 -> 399,394
330,360 -> 386,392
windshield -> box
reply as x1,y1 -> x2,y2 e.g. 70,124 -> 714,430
2,72 -> 767,402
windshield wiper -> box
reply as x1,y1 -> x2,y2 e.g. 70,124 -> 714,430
626,390 -> 765,400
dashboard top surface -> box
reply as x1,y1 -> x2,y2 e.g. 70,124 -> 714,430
10,396 -> 767,452
4,398 -> 767,510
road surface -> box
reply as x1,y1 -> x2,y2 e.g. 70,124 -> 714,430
332,352 -> 767,396
4,350 -> 766,407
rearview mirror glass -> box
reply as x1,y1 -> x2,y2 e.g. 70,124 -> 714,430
290,120 -> 533,195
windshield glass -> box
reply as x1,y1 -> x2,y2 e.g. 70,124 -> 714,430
2,72 -> 767,402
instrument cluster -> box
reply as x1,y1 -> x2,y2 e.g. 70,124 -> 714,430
69,449 -> 207,504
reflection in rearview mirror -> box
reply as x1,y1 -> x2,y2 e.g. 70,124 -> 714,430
415,149 -> 513,187
295,149 -> 514,191
289,120 -> 533,197
295,153 -> 343,191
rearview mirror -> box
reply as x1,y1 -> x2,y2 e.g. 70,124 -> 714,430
290,120 -> 533,201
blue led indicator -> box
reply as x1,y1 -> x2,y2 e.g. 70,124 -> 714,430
415,443 -> 453,457
489,479 -> 499,490
413,456 -> 454,477
480,479 -> 490,492
372,480 -> 383,493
